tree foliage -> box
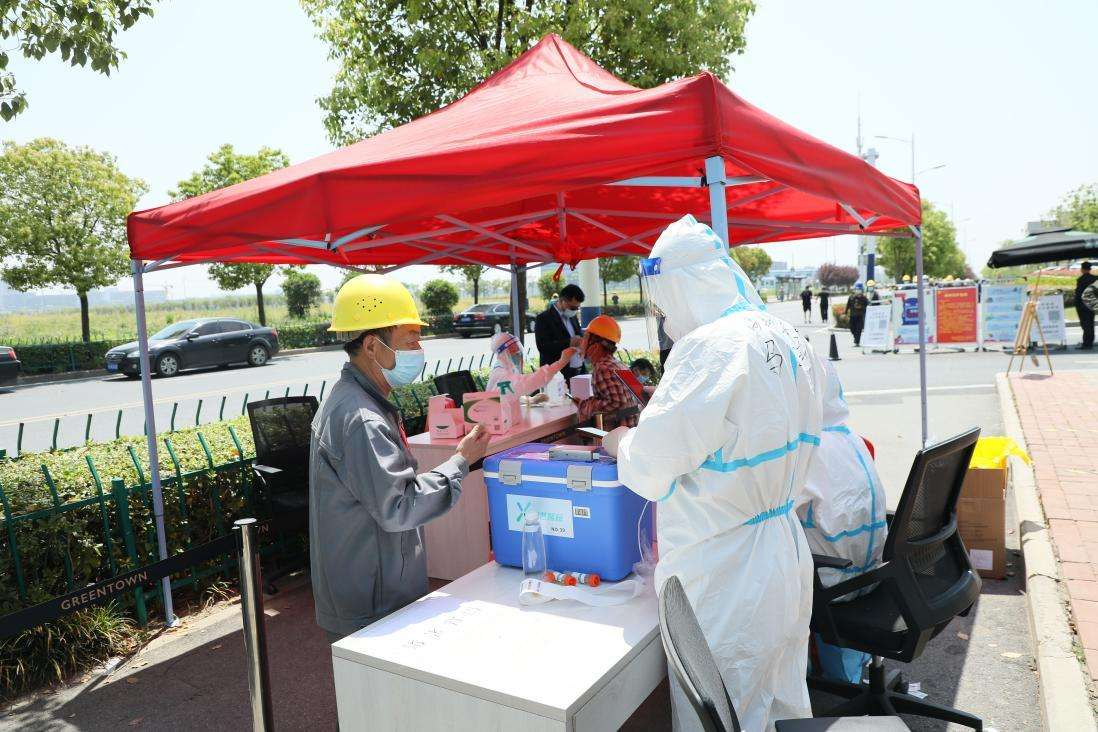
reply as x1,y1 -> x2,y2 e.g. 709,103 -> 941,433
816,263 -> 858,289
420,278 -> 459,315
0,1 -> 156,121
281,268 -> 322,319
598,256 -> 636,306
0,138 -> 147,341
302,0 -> 756,145
731,246 -> 772,281
443,264 -> 488,303
172,145 -> 290,325
537,272 -> 559,303
877,201 -> 967,282
1051,182 -> 1098,234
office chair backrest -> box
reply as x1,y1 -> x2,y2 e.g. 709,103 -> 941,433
884,427 -> 981,622
433,370 -> 478,406
658,576 -> 740,732
247,396 -> 319,472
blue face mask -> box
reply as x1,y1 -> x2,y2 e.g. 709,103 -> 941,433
378,340 -> 425,387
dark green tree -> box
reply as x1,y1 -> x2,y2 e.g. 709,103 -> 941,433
0,138 -> 147,341
731,246 -> 772,282
282,268 -> 323,319
420,278 -> 460,315
0,1 -> 156,120
1051,182 -> 1098,234
878,201 -> 967,281
172,145 -> 290,325
302,0 -> 756,145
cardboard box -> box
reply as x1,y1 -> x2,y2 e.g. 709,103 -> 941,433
956,466 -> 1007,579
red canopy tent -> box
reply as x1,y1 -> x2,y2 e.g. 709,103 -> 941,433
124,34 -> 926,624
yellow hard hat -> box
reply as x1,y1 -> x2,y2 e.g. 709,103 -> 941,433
328,274 -> 426,334
902,274 -> 911,282
945,274 -> 955,282
584,314 -> 621,344
866,279 -> 876,287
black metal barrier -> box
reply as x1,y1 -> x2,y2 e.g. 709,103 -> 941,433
0,518 -> 274,732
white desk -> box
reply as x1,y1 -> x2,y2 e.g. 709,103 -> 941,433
411,403 -> 580,580
332,563 -> 665,731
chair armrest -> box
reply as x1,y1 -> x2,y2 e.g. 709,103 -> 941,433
812,553 -> 853,571
252,464 -> 282,476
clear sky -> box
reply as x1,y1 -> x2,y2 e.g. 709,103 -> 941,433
4,0 -> 1096,297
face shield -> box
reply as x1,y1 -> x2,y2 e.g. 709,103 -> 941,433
639,215 -> 767,353
491,332 -> 524,373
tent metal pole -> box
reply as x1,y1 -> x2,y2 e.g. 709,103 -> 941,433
704,156 -> 730,248
131,260 -> 177,626
912,225 -> 929,445
510,261 -> 523,346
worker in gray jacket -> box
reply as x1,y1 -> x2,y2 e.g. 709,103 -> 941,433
310,274 -> 491,642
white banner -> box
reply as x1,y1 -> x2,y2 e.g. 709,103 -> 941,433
860,302 -> 892,351
1031,294 -> 1067,345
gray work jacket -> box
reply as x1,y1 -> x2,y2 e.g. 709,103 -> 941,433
309,363 -> 468,636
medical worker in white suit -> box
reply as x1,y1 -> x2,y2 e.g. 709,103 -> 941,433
604,215 -> 824,731
796,359 -> 888,683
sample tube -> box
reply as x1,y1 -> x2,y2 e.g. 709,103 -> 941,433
567,571 -> 600,587
543,570 -> 577,586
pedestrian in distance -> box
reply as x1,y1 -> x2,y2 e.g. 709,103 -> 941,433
1076,261 -> 1096,350
846,283 -> 870,347
819,287 -> 830,324
801,285 -> 813,323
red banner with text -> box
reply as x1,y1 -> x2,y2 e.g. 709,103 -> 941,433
935,286 -> 979,344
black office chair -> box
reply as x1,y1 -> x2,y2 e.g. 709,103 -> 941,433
433,369 -> 478,406
809,427 -> 983,730
247,396 -> 318,589
658,576 -> 908,731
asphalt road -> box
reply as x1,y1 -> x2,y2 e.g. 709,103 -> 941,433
2,300 -> 1096,457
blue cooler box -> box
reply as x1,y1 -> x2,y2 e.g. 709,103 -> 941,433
483,443 -> 650,581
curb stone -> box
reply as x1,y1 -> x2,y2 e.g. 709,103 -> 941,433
996,372 -> 1096,731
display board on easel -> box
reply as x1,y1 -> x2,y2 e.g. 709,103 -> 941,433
860,302 -> 893,352
1008,283 -> 1053,375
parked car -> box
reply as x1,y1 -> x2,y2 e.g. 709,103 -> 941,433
452,304 -> 536,338
0,346 -> 20,388
105,318 -> 280,378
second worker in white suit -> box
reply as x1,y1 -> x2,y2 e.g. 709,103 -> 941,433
604,215 -> 824,731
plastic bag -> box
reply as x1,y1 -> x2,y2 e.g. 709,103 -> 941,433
969,437 -> 1031,470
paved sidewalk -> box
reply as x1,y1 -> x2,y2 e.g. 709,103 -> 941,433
1011,370 -> 1098,685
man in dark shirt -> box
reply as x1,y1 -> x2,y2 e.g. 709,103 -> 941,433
800,286 -> 813,323
846,284 -> 870,347
1077,261 -> 1096,350
819,288 -> 831,323
534,283 -> 585,380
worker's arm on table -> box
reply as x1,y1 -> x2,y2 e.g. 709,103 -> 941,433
616,339 -> 744,502
344,417 -> 468,532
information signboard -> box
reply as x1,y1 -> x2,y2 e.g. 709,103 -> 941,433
860,303 -> 892,351
981,285 -> 1026,344
892,289 -> 935,347
1031,293 -> 1067,345
935,286 -> 979,345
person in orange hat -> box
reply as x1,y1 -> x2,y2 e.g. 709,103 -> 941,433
573,314 -> 646,428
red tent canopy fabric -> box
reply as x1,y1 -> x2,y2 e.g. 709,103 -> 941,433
127,34 -> 920,268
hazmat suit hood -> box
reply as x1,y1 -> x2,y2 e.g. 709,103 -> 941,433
821,362 -> 850,427
489,332 -> 523,373
643,215 -> 766,341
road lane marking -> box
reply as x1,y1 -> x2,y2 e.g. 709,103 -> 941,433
844,383 -> 995,397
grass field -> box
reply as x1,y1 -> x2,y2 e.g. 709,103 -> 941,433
0,285 -> 647,344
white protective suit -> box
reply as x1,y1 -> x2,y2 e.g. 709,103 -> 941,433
796,359 -> 888,682
485,332 -> 556,395
617,215 -> 824,731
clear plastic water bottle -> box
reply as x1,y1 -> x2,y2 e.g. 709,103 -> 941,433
522,508 -> 547,578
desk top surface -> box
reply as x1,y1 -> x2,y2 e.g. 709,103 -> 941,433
408,402 -> 578,452
332,562 -> 658,720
